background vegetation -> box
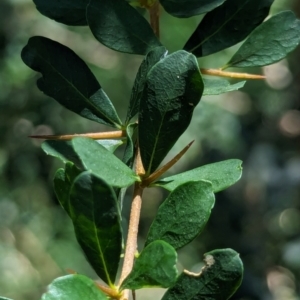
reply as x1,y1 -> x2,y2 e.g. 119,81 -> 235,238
0,0 -> 300,299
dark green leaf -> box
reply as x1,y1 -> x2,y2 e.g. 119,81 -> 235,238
21,36 -> 122,127
122,123 -> 137,167
126,47 -> 168,123
72,137 -> 140,187
87,0 -> 161,55
33,0 -> 88,26
121,241 -> 178,290
162,249 -> 243,300
54,162 -> 82,216
40,274 -> 107,300
184,0 -> 274,57
160,0 -> 226,18
203,79 -> 246,96
153,159 -> 242,193
69,172 -> 122,285
139,50 -> 203,175
225,11 -> 300,68
145,181 -> 215,249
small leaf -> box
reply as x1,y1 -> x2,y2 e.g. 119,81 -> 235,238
33,0 -> 88,26
184,0 -> 274,57
139,50 -> 203,175
120,241 -> 178,290
122,123 -> 137,167
126,47 -> 168,123
41,274 -> 107,300
21,36 -> 122,127
162,249 -> 243,300
96,139 -> 124,153
203,79 -> 246,96
54,162 -> 82,216
160,0 -> 226,18
153,159 -> 242,193
145,181 -> 215,250
69,172 -> 122,285
72,137 -> 140,188
225,11 -> 300,68
87,0 -> 161,55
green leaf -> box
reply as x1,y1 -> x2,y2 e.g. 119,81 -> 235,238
54,162 -> 82,216
33,0 -> 88,26
41,274 -> 107,300
225,11 -> 300,68
69,172 -> 122,285
122,123 -> 137,167
21,36 -> 122,128
126,47 -> 168,123
162,249 -> 243,300
184,0 -> 274,57
153,159 -> 243,193
160,0 -> 226,18
0,297 -> 14,300
139,50 -> 203,175
87,0 -> 161,55
145,181 -> 215,250
120,241 -> 178,290
203,79 -> 246,96
72,137 -> 140,188
96,139 -> 124,153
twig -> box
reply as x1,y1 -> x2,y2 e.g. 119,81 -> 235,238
149,1 -> 160,38
200,68 -> 265,80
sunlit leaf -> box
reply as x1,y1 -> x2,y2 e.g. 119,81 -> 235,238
69,172 -> 122,285
225,11 -> 300,68
145,181 -> 215,249
21,37 -> 122,127
120,240 -> 178,290
41,274 -> 107,300
184,0 -> 273,57
153,159 -> 242,193
162,249 -> 243,300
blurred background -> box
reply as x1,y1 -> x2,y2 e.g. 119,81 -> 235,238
0,0 -> 300,299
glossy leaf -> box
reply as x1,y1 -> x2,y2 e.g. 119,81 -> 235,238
184,0 -> 274,57
54,162 -> 82,216
145,181 -> 215,249
139,50 -> 203,175
21,37 -> 122,127
122,123 -> 137,167
87,0 -> 161,55
160,0 -> 226,18
41,274 -> 107,300
162,249 -> 243,300
153,159 -> 242,193
225,11 -> 300,68
121,241 -> 178,290
33,0 -> 88,26
69,172 -> 122,285
126,47 -> 168,123
72,137 -> 140,187
203,79 -> 246,96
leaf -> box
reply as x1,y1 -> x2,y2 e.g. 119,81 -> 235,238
21,36 -> 122,128
87,0 -> 161,55
33,0 -> 88,26
184,0 -> 274,57
126,47 -> 168,123
145,181 -> 215,250
69,172 -> 122,285
54,162 -> 82,216
122,123 -> 137,167
162,249 -> 243,300
203,79 -> 246,96
139,50 -> 203,175
72,137 -> 140,188
160,0 -> 226,18
120,241 -> 178,290
153,159 -> 243,193
96,139 -> 124,153
41,274 -> 107,300
225,11 -> 300,68
0,297 -> 14,300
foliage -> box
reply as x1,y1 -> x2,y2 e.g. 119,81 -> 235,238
3,0 -> 300,299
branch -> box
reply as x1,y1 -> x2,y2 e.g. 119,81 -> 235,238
149,1 -> 160,38
200,68 -> 265,80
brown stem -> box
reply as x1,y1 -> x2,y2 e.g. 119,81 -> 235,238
149,1 -> 160,38
200,68 -> 265,80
